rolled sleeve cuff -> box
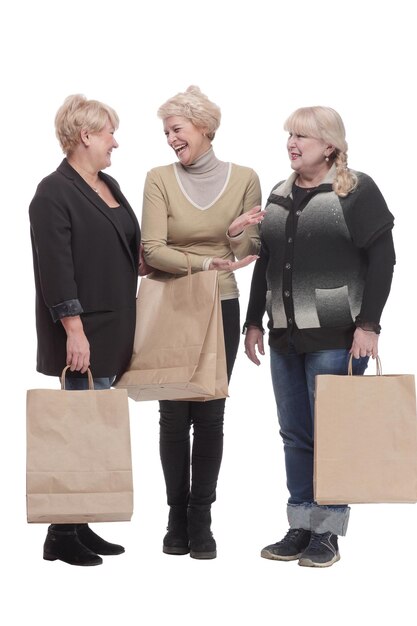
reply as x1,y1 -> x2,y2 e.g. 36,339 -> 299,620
50,299 -> 84,323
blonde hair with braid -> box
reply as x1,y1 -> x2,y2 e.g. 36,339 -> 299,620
284,106 -> 358,197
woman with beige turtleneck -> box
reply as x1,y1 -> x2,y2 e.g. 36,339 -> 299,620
141,85 -> 264,560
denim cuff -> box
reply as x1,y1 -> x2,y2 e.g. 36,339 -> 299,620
50,299 -> 83,322
287,503 -> 350,536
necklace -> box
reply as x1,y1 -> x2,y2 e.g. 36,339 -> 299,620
68,158 -> 100,194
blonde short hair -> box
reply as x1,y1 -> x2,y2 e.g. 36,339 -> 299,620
55,94 -> 119,155
284,106 -> 358,197
157,85 -> 221,140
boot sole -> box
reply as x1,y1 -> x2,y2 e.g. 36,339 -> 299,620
298,553 -> 340,568
43,552 -> 103,566
163,546 -> 190,555
261,549 -> 302,561
190,550 -> 217,560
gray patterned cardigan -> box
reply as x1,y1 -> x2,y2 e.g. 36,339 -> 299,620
245,166 -> 395,353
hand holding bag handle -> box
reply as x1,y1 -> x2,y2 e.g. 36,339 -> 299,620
347,354 -> 382,376
60,366 -> 94,389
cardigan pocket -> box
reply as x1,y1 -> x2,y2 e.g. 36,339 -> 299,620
266,289 -> 288,329
315,285 -> 354,328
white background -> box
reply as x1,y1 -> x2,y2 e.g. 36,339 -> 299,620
1,0 -> 416,623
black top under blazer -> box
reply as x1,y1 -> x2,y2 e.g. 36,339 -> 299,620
29,159 -> 141,378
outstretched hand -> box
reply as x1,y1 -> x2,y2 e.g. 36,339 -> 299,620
228,205 -> 266,238
209,255 -> 259,272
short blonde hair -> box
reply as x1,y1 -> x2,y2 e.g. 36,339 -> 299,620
157,85 -> 221,140
284,106 -> 358,197
55,94 -> 119,155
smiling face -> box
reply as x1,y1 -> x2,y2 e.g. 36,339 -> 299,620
287,132 -> 334,184
87,118 -> 119,171
163,115 -> 211,166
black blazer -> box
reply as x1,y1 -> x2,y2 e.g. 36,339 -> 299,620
29,159 -> 141,378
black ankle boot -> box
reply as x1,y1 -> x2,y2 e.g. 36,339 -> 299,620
76,524 -> 125,556
43,525 -> 102,566
163,506 -> 189,555
188,506 -> 217,560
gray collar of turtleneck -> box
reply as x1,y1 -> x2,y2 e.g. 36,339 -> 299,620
174,147 -> 231,210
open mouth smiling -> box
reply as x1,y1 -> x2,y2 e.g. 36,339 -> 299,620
174,143 -> 187,156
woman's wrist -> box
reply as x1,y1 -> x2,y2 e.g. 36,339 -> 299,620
355,317 -> 381,334
227,228 -> 244,239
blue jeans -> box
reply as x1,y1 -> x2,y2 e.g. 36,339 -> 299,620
270,345 -> 368,535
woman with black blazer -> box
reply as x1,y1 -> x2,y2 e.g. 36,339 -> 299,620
29,94 -> 141,566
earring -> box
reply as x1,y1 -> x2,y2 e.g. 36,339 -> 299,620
325,156 -> 329,162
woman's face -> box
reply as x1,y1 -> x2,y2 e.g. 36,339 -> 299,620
287,132 -> 332,178
86,118 -> 119,171
163,116 -> 211,166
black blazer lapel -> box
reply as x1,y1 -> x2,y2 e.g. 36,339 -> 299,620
57,159 -> 140,271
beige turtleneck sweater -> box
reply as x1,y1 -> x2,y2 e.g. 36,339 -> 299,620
141,149 -> 262,299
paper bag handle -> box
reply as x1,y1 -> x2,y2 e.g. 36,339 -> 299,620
348,354 -> 382,376
165,252 -> 193,300
184,252 -> 192,292
61,366 -> 94,390
183,252 -> 192,277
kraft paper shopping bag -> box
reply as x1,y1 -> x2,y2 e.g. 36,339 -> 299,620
116,267 -> 228,402
314,357 -> 417,504
26,368 -> 133,523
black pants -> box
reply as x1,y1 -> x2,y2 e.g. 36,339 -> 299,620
159,299 -> 240,508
